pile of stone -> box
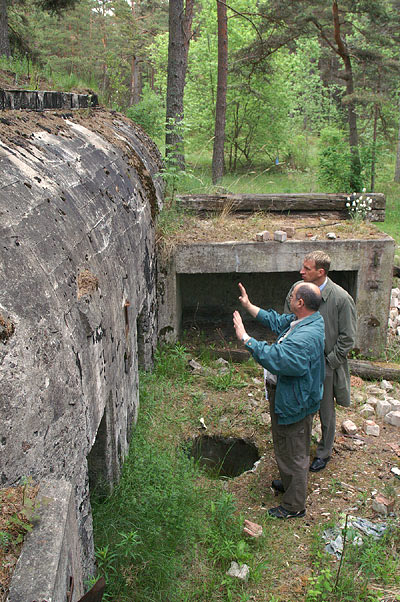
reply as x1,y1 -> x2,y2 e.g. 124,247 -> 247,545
388,287 -> 400,337
354,379 -> 400,436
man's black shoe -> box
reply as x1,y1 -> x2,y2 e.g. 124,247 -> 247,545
309,456 -> 331,472
268,505 -> 305,519
271,479 -> 285,493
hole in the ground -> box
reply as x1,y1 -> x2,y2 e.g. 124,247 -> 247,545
189,435 -> 260,478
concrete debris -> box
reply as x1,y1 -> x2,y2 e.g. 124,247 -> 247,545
365,385 -> 384,396
384,410 -> 400,427
243,519 -> 263,538
323,516 -> 388,558
364,420 -> 380,437
359,403 -> 375,417
372,493 -> 395,516
188,359 -> 203,372
273,230 -> 287,242
386,398 -> 400,412
260,412 -> 271,426
341,419 -> 358,435
255,230 -> 271,241
199,417 -> 207,430
380,379 -> 393,392
365,396 -> 379,407
282,226 -> 295,238
376,398 -> 392,418
226,561 -> 250,581
391,466 -> 400,478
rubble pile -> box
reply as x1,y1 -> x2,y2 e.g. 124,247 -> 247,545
388,287 -> 400,338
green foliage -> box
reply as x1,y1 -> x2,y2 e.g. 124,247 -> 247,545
126,85 -> 164,139
91,344 -> 254,602
207,368 -> 248,391
317,127 -> 354,192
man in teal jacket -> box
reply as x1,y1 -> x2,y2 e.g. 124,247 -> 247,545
233,281 -> 325,519
284,250 -> 357,472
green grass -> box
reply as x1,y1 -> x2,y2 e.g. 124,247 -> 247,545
91,345 -> 252,602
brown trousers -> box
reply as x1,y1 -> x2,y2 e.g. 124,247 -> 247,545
267,386 -> 313,512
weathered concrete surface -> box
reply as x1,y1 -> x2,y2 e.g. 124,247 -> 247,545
158,238 -> 395,356
7,479 -> 83,602
0,108 -> 163,585
0,89 -> 98,110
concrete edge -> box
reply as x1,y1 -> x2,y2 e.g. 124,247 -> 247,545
0,89 -> 99,111
7,478 -> 84,602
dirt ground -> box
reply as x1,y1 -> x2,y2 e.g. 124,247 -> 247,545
176,343 -> 400,600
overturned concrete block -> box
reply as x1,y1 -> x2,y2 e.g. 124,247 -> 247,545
364,420 -> 380,437
384,411 -> 400,427
341,419 -> 358,435
376,398 -> 392,418
255,230 -> 272,241
274,230 -> 287,242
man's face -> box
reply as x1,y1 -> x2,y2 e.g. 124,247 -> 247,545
300,259 -> 324,284
289,285 -> 300,314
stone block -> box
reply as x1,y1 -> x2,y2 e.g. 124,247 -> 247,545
386,398 -> 400,412
274,230 -> 287,242
376,398 -> 392,418
365,396 -> 379,407
341,419 -> 357,435
372,493 -> 395,516
384,410 -> 400,427
364,420 -> 380,436
380,379 -> 393,391
359,403 -> 375,417
255,230 -> 271,241
282,226 -> 295,238
366,385 -> 384,396
227,561 -> 250,581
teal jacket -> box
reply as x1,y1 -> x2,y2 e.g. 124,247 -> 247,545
245,309 -> 325,425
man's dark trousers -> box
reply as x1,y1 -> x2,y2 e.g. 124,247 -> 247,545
267,386 -> 313,512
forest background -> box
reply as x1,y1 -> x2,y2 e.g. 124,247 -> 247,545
2,0 -> 400,230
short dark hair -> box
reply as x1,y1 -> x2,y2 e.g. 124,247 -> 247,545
295,283 -> 322,311
304,250 -> 331,274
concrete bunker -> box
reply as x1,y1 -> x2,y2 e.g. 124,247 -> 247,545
158,195 -> 395,357
0,96 -> 164,601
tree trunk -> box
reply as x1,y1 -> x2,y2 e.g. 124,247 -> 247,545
129,56 -> 142,106
394,95 -> 400,183
371,102 -> 379,192
348,359 -> 400,382
0,0 -> 10,58
332,0 -> 361,191
165,0 -> 193,171
212,0 -> 228,184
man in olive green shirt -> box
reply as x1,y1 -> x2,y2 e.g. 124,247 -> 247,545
284,250 -> 357,472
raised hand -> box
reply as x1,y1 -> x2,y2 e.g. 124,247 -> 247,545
238,282 -> 250,309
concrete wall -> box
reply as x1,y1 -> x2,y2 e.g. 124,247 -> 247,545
0,107 -> 163,597
158,238 -> 395,356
